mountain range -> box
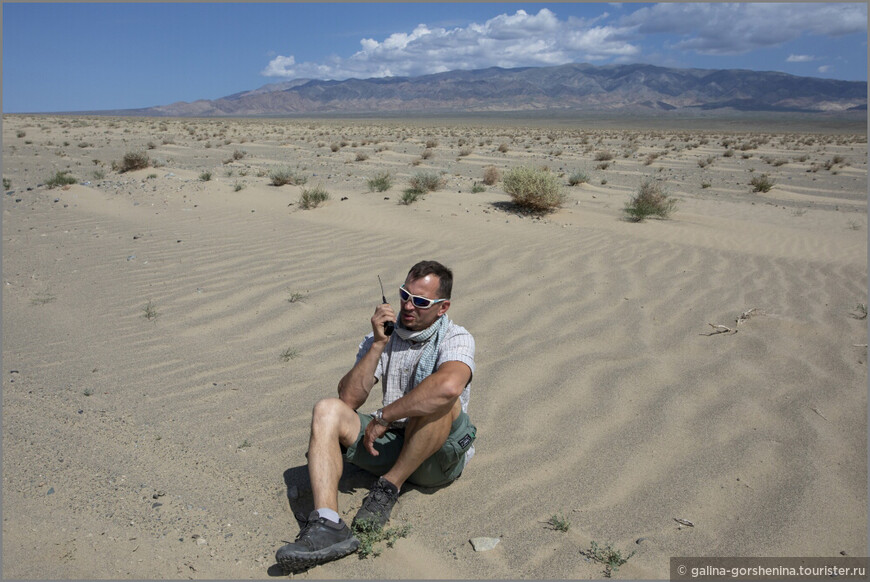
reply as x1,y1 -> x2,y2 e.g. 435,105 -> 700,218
93,63 -> 868,117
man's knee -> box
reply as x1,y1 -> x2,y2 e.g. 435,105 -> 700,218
310,397 -> 360,446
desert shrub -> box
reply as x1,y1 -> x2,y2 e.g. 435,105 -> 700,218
400,188 -> 423,205
355,152 -> 369,162
408,171 -> 444,192
502,166 -> 565,212
116,151 -> 150,173
624,179 -> 678,222
594,150 -> 614,161
749,174 -> 775,193
482,166 -> 501,185
199,171 -> 212,182
330,143 -> 340,152
471,182 -> 486,193
270,167 -> 308,187
45,171 -> 77,189
568,170 -> 589,186
425,139 -> 438,148
233,149 -> 246,160
420,149 -> 433,160
458,147 -> 473,157
497,143 -> 509,153
367,172 -> 393,192
3,177 -> 11,190
298,184 -> 329,209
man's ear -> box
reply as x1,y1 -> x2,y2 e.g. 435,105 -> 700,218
437,300 -> 451,317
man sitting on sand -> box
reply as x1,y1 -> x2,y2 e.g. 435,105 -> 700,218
276,260 -> 477,572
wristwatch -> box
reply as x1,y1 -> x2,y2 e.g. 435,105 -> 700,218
372,408 -> 391,427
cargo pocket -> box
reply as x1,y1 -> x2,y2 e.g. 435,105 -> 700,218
438,421 -> 476,475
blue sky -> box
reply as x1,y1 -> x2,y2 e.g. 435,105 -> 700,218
3,2 -> 867,113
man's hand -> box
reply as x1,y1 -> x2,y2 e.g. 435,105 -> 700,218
371,303 -> 396,343
363,419 -> 389,456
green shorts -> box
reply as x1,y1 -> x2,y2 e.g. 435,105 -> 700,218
343,411 -> 476,488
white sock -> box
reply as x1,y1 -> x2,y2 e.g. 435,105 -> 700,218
315,508 -> 341,524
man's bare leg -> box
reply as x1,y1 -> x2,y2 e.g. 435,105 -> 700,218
307,397 -> 362,512
382,399 -> 461,490
275,399 -> 363,572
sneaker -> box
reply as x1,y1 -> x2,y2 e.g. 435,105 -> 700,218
352,477 -> 400,529
275,511 -> 360,572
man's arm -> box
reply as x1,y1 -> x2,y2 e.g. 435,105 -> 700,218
337,337 -> 386,410
378,360 -> 471,422
337,303 -> 395,410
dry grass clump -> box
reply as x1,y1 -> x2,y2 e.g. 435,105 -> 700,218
298,184 -> 329,209
367,171 -> 393,192
502,166 -> 565,213
115,151 -> 150,173
749,174 -> 775,193
408,171 -> 445,192
45,170 -> 77,189
568,170 -> 589,186
270,167 -> 308,187
482,165 -> 501,185
624,178 -> 678,222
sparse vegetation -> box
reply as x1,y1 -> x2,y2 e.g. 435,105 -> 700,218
408,171 -> 444,192
45,171 -> 77,189
482,165 -> 501,185
31,290 -> 57,305
199,171 -> 212,182
298,184 -> 329,209
400,188 -> 423,205
116,151 -> 150,173
270,167 -> 308,187
581,541 -> 636,578
749,174 -> 775,193
624,178 -> 678,222
288,291 -> 307,303
502,166 -> 565,213
367,171 -> 393,192
352,520 -> 412,559
142,300 -> 159,320
471,182 -> 486,193
568,170 -> 589,186
279,347 -> 300,362
547,514 -> 571,532
3,177 -> 11,190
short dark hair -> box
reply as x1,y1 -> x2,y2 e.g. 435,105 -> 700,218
407,260 -> 453,299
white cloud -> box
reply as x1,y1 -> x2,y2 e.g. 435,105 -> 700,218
818,65 -> 833,73
787,54 -> 817,63
261,55 -> 296,77
261,8 -> 639,79
620,3 -> 867,55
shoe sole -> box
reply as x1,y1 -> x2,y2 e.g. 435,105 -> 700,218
276,537 -> 360,572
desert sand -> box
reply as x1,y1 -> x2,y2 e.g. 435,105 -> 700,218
1,113 -> 867,579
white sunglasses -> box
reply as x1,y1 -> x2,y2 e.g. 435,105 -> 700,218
399,286 -> 447,309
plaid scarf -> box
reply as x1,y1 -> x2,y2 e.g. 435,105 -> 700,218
395,314 -> 448,388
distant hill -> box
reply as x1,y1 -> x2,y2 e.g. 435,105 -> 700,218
78,62 -> 868,117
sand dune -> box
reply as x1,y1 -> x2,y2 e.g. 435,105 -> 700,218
2,114 -> 866,579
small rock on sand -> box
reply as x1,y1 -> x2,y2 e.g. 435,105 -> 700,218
470,537 -> 500,551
